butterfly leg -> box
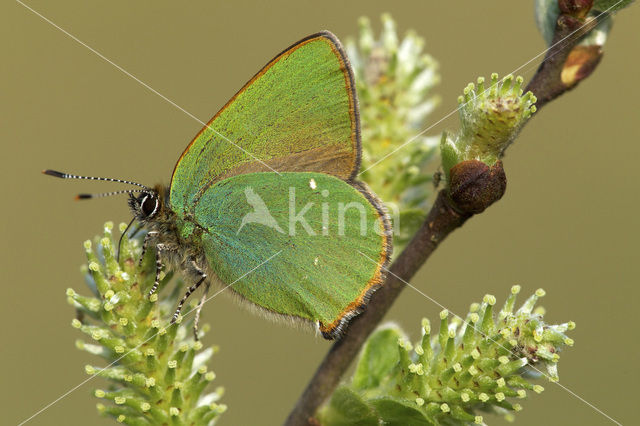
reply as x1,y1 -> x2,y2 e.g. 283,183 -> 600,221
138,231 -> 159,266
148,242 -> 169,297
193,281 -> 211,341
171,262 -> 207,324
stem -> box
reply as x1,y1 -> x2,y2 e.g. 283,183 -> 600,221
285,192 -> 470,425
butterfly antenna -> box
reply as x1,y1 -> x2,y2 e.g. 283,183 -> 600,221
75,189 -> 149,200
43,169 -> 149,189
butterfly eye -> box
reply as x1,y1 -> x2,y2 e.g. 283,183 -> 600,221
141,195 -> 158,217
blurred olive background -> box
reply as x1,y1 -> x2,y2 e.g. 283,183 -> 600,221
2,1 -> 638,425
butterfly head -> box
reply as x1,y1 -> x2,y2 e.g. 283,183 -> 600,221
128,185 -> 169,224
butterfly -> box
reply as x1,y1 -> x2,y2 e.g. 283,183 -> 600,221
45,31 -> 392,340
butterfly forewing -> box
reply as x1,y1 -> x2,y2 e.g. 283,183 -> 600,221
170,32 -> 360,215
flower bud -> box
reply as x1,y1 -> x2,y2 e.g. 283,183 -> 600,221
562,45 -> 603,88
559,0 -> 593,19
448,160 -> 507,214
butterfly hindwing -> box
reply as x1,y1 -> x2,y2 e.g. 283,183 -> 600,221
170,32 -> 360,216
192,172 -> 390,338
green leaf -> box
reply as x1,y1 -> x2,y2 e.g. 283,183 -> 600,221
593,0 -> 635,11
370,398 -> 433,426
320,386 -> 379,426
534,0 -> 560,45
352,326 -> 404,390
440,132 -> 459,179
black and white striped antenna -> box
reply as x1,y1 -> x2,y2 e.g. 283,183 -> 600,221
42,169 -> 151,200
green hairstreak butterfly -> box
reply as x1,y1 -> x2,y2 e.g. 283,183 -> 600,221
45,31 -> 392,340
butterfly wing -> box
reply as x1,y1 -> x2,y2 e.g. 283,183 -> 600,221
192,172 -> 391,339
170,31 -> 360,216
